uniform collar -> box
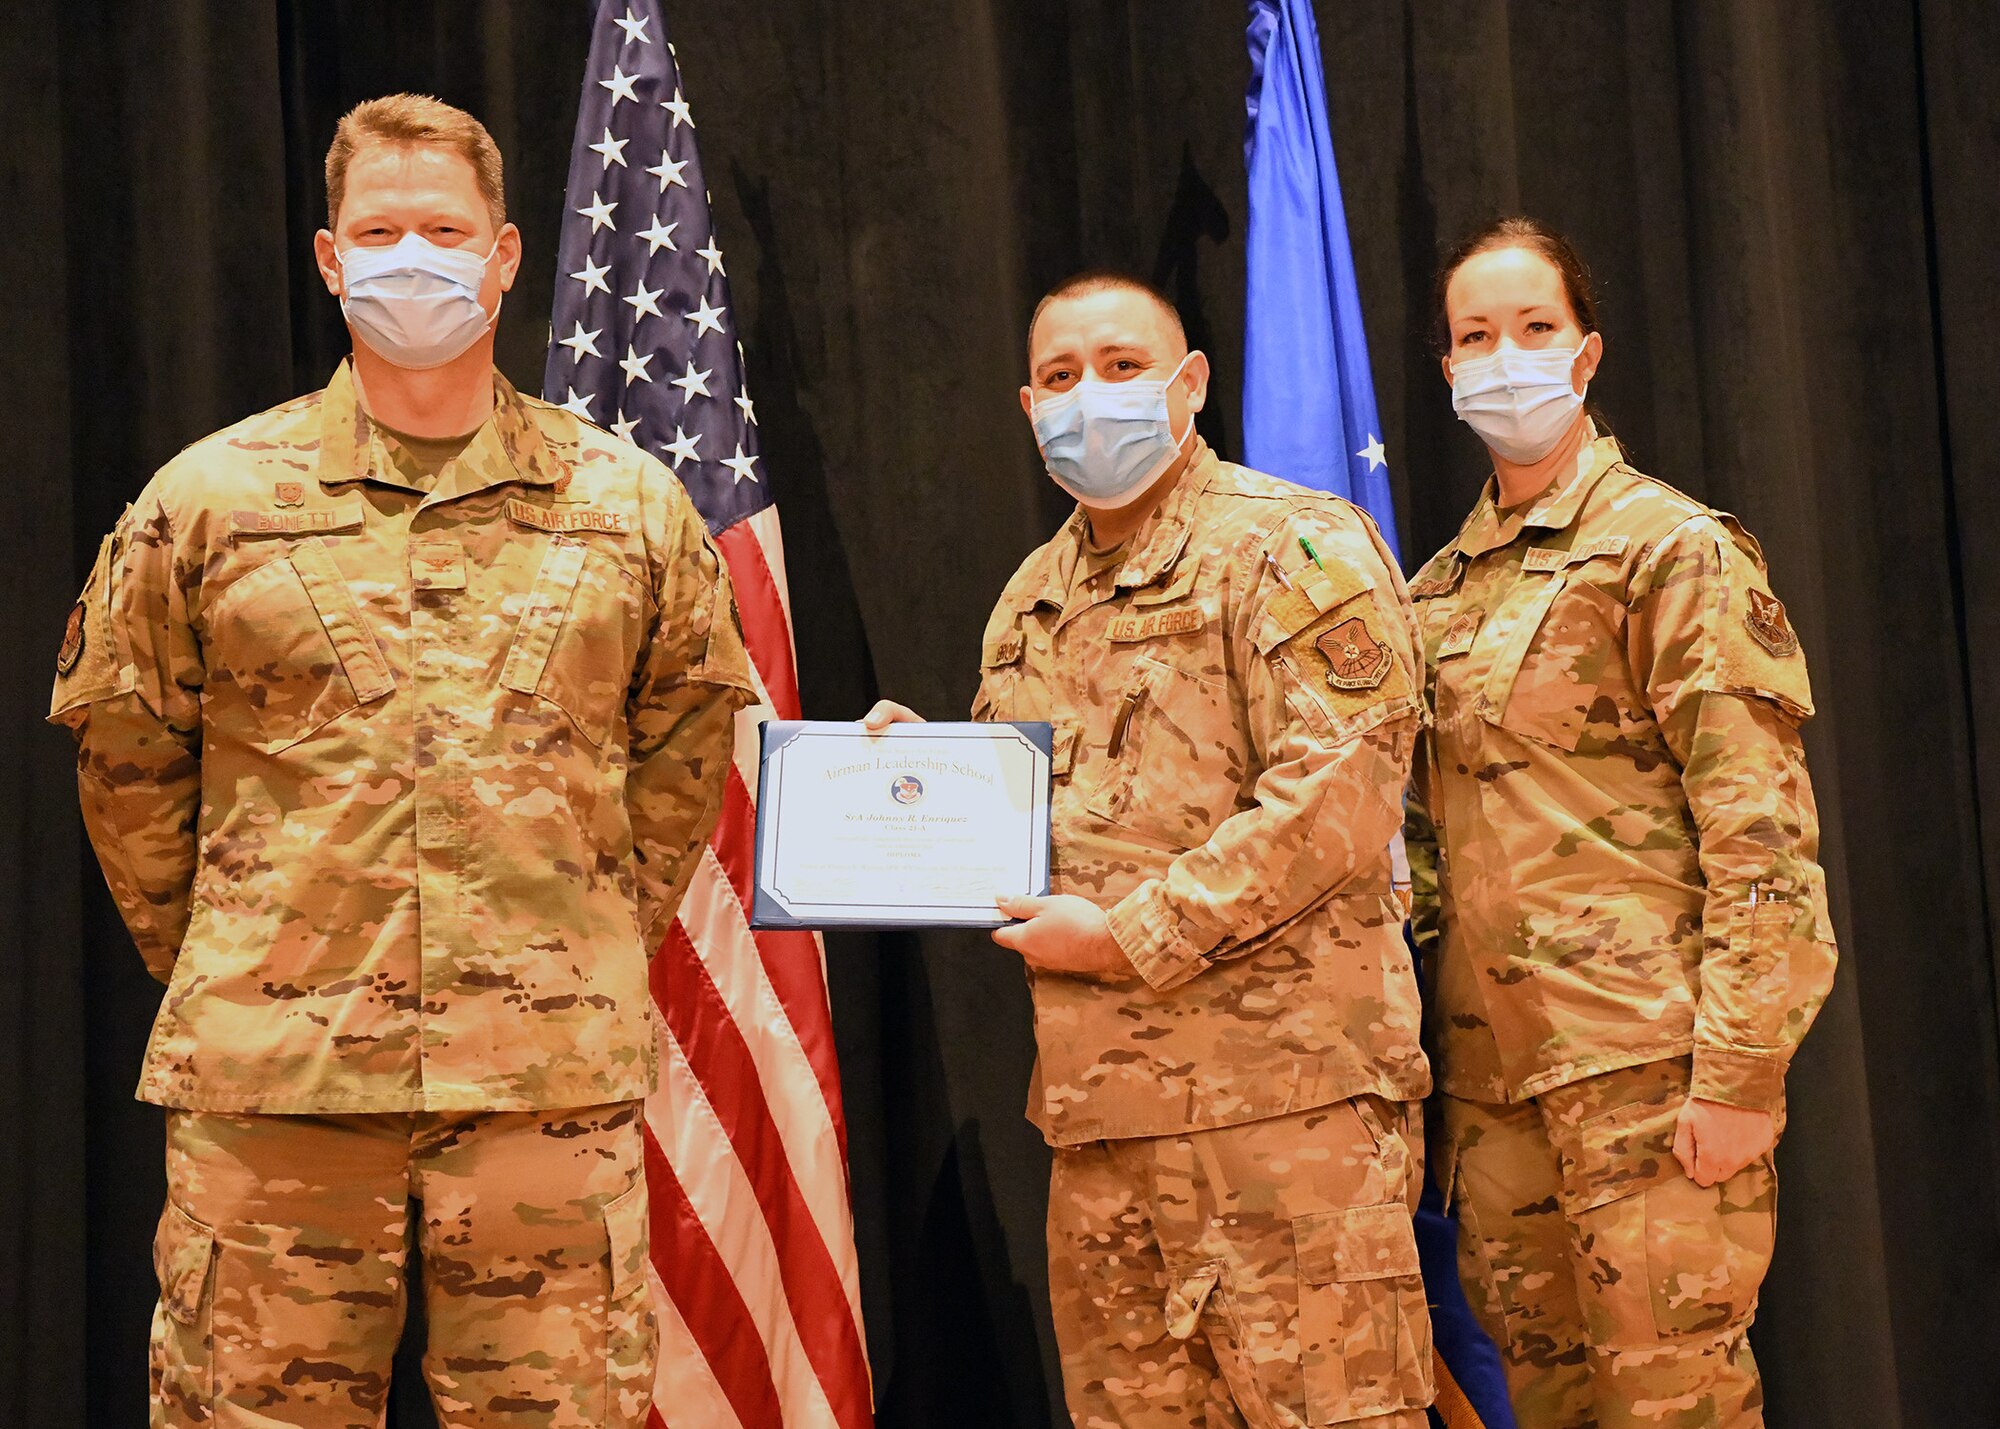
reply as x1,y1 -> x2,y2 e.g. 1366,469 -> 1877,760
1449,429 -> 1621,559
1111,439 -> 1211,589
317,359 -> 571,501
1011,439 -> 1214,612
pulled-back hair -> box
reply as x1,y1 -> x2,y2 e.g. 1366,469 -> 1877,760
1430,216 -> 1599,356
325,93 -> 506,228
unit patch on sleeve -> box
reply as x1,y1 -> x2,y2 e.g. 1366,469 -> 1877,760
1317,616 -> 1391,690
1745,588 -> 1799,657
57,601 -> 85,674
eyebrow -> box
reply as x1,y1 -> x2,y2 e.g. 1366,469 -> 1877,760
1455,304 -> 1562,324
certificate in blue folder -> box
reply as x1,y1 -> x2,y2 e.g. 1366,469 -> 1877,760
750,720 -> 1054,931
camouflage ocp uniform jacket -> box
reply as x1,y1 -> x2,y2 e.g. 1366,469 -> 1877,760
50,362 -> 758,1114
1405,433 -> 1838,1113
973,442 -> 1432,1147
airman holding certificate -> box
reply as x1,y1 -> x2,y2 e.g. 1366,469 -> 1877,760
866,272 -> 1436,1428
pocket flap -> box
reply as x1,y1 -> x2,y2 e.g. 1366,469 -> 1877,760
1555,1094 -> 1681,1216
1254,570 -> 1376,654
604,1178 -> 651,1300
1295,1203 -> 1420,1285
154,1201 -> 215,1326
501,537 -> 589,695
288,537 -> 395,704
1164,1260 -> 1224,1339
1129,559 -> 1200,607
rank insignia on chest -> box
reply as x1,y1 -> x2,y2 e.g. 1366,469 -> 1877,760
1318,617 -> 1390,690
273,481 -> 305,508
1745,588 -> 1799,657
57,601 -> 85,674
1438,611 -> 1482,658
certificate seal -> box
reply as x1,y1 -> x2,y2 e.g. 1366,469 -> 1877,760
890,774 -> 925,806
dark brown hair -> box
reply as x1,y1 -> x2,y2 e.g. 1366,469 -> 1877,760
1430,216 -> 1599,355
1028,269 -> 1186,356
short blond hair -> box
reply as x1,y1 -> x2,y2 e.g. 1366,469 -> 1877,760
325,94 -> 506,228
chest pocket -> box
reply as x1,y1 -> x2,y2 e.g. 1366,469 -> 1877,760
1085,654 -> 1233,850
1482,564 -> 1626,753
501,536 -> 651,748
204,537 -> 393,752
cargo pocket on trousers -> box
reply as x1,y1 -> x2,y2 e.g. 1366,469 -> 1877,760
1294,1203 -> 1433,1424
603,1178 -> 658,1428
1643,1155 -> 1777,1341
151,1200 -> 216,1419
1555,1089 -> 1736,1349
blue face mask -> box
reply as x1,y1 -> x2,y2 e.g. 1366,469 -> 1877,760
1031,354 -> 1196,509
337,232 -> 500,371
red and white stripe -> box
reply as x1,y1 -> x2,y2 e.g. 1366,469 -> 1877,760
647,504 -> 873,1429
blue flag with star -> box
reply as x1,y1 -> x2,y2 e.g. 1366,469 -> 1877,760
544,0 -> 765,531
1242,0 -> 1398,557
1245,4 -> 1512,1428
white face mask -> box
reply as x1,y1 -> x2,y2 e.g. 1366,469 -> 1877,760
1030,353 -> 1196,510
336,232 -> 500,370
1449,342 -> 1587,464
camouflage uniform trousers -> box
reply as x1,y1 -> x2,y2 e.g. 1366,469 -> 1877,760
1439,1057 -> 1778,1429
151,1101 -> 656,1428
1047,1098 -> 1435,1428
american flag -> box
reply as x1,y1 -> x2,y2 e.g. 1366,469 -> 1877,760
543,5 -> 873,1426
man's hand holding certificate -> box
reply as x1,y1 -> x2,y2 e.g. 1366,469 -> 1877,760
750,712 -> 1055,932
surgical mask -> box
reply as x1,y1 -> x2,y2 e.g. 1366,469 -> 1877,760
336,233 -> 500,370
1449,342 -> 1587,464
1031,354 -> 1196,509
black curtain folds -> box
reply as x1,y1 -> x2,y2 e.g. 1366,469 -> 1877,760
4,3 -> 1996,1426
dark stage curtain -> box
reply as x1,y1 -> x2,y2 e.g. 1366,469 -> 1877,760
4,3 -> 1996,1426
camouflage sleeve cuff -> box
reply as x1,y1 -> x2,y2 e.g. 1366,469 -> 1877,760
1690,1046 -> 1788,1111
1108,882 -> 1217,993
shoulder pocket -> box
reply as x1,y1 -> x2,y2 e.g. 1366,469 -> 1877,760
206,538 -> 393,751
51,523 -> 139,724
1260,588 -> 1415,744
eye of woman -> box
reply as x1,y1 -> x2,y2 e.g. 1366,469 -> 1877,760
1457,329 -> 1488,347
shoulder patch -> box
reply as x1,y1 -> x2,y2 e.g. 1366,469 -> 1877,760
1745,588 -> 1799,657
1317,617 -> 1391,690
57,601 -> 85,674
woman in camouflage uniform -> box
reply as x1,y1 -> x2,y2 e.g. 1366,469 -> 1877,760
1405,218 -> 1838,1429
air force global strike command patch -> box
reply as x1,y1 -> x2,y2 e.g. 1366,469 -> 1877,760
1746,588 -> 1799,657
57,601 -> 85,674
1318,616 -> 1390,690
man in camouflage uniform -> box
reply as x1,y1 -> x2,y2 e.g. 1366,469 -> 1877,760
1407,429 -> 1839,1427
869,274 -> 1435,1427
50,96 -> 756,1427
